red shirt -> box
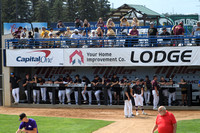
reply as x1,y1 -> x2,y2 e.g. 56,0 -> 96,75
174,25 -> 184,35
129,29 -> 139,36
156,111 -> 177,133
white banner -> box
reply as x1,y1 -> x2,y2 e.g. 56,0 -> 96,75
63,47 -> 200,66
6,47 -> 200,67
6,49 -> 64,66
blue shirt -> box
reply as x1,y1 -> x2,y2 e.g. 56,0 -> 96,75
19,118 -> 38,132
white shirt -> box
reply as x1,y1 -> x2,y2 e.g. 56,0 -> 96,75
193,26 -> 200,36
70,33 -> 82,39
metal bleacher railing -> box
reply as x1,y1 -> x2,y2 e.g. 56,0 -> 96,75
5,26 -> 200,49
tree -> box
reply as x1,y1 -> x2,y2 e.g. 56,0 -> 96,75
51,0 -> 64,22
35,0 -> 49,23
64,0 -> 79,22
96,0 -> 110,20
15,0 -> 31,22
2,0 -> 16,22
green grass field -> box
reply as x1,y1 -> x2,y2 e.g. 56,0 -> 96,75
0,114 -> 113,133
156,119 -> 200,133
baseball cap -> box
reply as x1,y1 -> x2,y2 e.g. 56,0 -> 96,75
19,113 -> 26,121
74,29 -> 79,32
135,78 -> 139,81
10,72 -> 14,75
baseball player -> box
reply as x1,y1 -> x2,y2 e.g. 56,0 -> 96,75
55,75 -> 66,105
45,78 -> 54,104
10,72 -> 21,104
120,76 -> 129,101
32,75 -> 41,104
73,74 -> 82,105
111,74 -> 121,105
91,75 -> 102,105
131,79 -> 147,116
82,76 -> 92,105
124,83 -> 134,118
102,75 -> 112,105
159,76 -> 168,105
168,78 -> 176,106
65,74 -> 73,105
40,78 -> 47,103
22,74 -> 32,101
144,75 -> 151,106
152,75 -> 159,110
16,113 -> 38,133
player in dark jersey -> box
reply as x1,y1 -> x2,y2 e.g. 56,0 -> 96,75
10,72 -> 20,104
111,74 -> 121,105
91,75 -> 102,105
64,74 -> 73,105
82,76 -> 92,105
55,75 -> 65,104
45,78 -> 54,104
167,78 -> 176,106
22,74 -> 32,101
144,75 -> 151,106
102,75 -> 112,105
73,74 -> 82,105
124,83 -> 133,118
131,79 -> 147,116
152,75 -> 159,110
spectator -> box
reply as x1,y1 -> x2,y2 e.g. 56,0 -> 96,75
167,78 -> 176,106
21,28 -> 27,39
144,75 -> 151,106
148,22 -> 158,47
70,29 -> 82,47
75,18 -> 83,28
48,33 -> 54,48
97,17 -> 105,28
89,30 -> 98,47
12,26 -> 23,49
34,27 -> 40,48
49,28 -> 53,36
192,21 -> 200,46
106,18 -> 115,28
28,32 -> 34,48
152,106 -> 177,133
12,26 -> 23,39
131,17 -> 139,26
96,27 -> 104,38
173,22 -> 185,46
64,27 -> 72,38
128,26 -> 139,46
160,27 -> 171,46
83,19 -> 91,32
179,79 -> 187,106
106,26 -> 116,37
57,20 -> 66,35
41,27 -> 49,48
120,17 -> 130,33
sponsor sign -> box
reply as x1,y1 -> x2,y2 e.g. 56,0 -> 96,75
6,49 -> 64,66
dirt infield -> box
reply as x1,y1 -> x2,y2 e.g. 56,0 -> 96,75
1,107 -> 200,133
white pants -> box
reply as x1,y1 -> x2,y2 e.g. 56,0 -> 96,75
163,89 -> 168,97
124,100 -> 133,117
66,88 -> 72,102
94,90 -> 101,102
25,90 -> 28,101
168,92 -> 176,106
144,91 -> 150,104
107,88 -> 112,104
74,91 -> 78,104
82,90 -> 92,104
12,88 -> 19,103
33,90 -> 40,103
58,90 -> 65,103
48,92 -> 52,103
40,88 -> 47,101
134,94 -> 144,106
152,90 -> 159,109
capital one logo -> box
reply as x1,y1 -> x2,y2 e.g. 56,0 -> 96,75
16,50 -> 53,64
69,50 -> 84,65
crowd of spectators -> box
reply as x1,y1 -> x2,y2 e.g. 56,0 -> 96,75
10,17 -> 200,48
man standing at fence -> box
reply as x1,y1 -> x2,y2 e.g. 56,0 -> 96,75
148,22 -> 158,47
192,21 -> 200,46
152,75 -> 159,110
10,72 -> 20,104
152,106 -> 177,133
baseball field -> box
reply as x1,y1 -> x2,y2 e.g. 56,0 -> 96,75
0,107 -> 200,133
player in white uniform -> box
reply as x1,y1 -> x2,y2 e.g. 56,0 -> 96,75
131,79 -> 147,116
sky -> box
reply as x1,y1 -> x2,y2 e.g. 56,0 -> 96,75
108,0 -> 200,14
